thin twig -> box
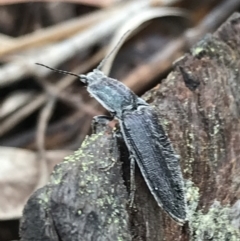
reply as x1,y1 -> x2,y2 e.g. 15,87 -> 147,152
36,97 -> 56,157
0,94 -> 47,137
56,91 -> 102,116
0,5 -> 115,56
35,98 -> 56,189
0,111 -> 93,148
0,0 -> 117,8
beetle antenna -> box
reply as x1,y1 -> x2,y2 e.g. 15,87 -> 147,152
36,63 -> 80,78
97,30 -> 131,71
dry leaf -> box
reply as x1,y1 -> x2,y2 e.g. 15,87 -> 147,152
0,147 -> 72,220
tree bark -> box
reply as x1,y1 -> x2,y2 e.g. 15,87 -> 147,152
20,13 -> 240,241
20,122 -> 131,241
144,12 -> 240,240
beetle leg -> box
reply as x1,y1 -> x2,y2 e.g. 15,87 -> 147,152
129,156 -> 136,207
113,126 -> 122,139
91,115 -> 113,134
114,130 -> 136,207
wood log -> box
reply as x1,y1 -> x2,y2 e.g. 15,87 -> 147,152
20,12 -> 240,241
20,122 -> 131,240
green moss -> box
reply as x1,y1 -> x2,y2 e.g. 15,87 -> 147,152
37,188 -> 50,209
190,201 -> 240,240
185,180 -> 200,217
183,127 -> 195,175
185,180 -> 240,240
192,46 -> 205,56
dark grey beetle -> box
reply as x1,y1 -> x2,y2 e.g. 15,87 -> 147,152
37,55 -> 187,224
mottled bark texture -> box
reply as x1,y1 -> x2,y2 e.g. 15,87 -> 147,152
143,12 -> 240,241
20,123 -> 131,241
20,13 -> 240,241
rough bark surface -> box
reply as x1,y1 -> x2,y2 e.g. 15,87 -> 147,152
20,13 -> 240,241
20,123 -> 131,241
142,12 -> 240,240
